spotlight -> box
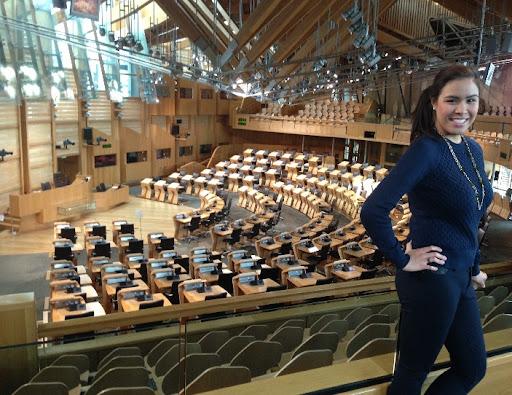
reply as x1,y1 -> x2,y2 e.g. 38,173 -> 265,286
125,33 -> 136,47
108,31 -> 115,42
135,41 -> 143,52
341,3 -> 359,21
99,26 -> 106,36
96,136 -> 107,145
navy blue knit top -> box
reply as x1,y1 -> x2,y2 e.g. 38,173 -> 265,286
360,135 -> 492,275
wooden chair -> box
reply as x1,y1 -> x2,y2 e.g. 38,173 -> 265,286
84,367 -> 149,395
318,319 -> 349,340
488,286 -> 510,305
51,354 -> 90,384
31,366 -> 80,394
347,338 -> 397,362
197,330 -> 230,353
344,307 -> 373,330
483,314 -> 512,333
159,353 -> 221,395
13,383 -> 68,395
229,340 -> 283,377
268,326 -> 305,353
346,323 -> 392,359
478,295 -> 496,319
354,314 -> 391,334
239,324 -> 270,340
292,332 -> 339,359
144,338 -> 180,369
217,336 -> 255,364
153,343 -> 202,377
309,313 -> 340,335
275,349 -> 333,377
96,388 -> 155,395
183,366 -> 251,394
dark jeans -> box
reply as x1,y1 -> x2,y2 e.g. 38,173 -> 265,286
389,267 -> 486,395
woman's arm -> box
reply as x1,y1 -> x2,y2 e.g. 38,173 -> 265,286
360,137 -> 439,269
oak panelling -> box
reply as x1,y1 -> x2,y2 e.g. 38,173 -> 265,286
120,127 -> 151,183
88,92 -> 112,135
176,78 -> 198,115
87,128 -> 120,186
216,91 -> 230,115
55,99 -> 79,157
150,115 -> 175,177
121,98 -> 144,133
214,115 -> 233,146
0,99 -> 21,210
197,83 -> 216,115
195,115 -> 215,162
26,100 -> 53,190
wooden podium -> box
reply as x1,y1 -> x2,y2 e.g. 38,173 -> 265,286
8,176 -> 92,232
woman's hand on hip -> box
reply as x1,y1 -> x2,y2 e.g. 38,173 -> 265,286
471,271 -> 487,289
402,241 -> 447,272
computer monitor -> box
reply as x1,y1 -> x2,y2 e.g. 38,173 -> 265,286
120,223 -> 134,234
92,225 -> 107,239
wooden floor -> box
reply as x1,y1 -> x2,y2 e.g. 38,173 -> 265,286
0,196 -> 194,255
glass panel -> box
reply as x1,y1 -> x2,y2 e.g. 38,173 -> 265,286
180,87 -> 193,99
179,146 -> 193,157
126,151 -> 147,163
94,154 -> 116,167
156,148 -> 171,159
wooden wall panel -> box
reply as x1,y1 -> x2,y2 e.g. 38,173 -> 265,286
216,92 -> 230,115
0,100 -> 21,210
87,128 -> 120,186
197,83 -> 216,115
176,79 -> 197,115
120,127 -> 151,183
26,100 -> 53,191
214,115 -> 233,146
195,115 -> 215,162
150,115 -> 175,177
55,99 -> 79,157
88,92 -> 112,135
121,98 -> 144,133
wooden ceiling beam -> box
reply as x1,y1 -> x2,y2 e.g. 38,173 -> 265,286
433,0 -> 501,26
272,0 -> 342,64
155,0 -> 219,60
220,0 -> 287,67
273,0 -> 397,94
179,0 -> 229,51
377,30 -> 429,60
234,0 -> 315,72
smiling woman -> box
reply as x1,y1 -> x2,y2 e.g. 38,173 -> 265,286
361,65 -> 493,395
433,78 -> 479,143
411,65 -> 481,144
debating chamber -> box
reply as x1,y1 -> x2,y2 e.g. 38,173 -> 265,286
1,0 -> 512,394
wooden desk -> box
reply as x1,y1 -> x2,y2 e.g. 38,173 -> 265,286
104,279 -> 149,299
256,240 -> 281,264
332,266 -> 365,281
50,283 -> 98,303
153,273 -> 192,293
182,285 -> 231,303
287,272 -> 325,288
119,293 -> 171,312
51,301 -> 105,322
94,186 -> 129,210
9,176 -> 92,232
237,278 -> 280,295
342,246 -> 375,260
211,226 -> 233,251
